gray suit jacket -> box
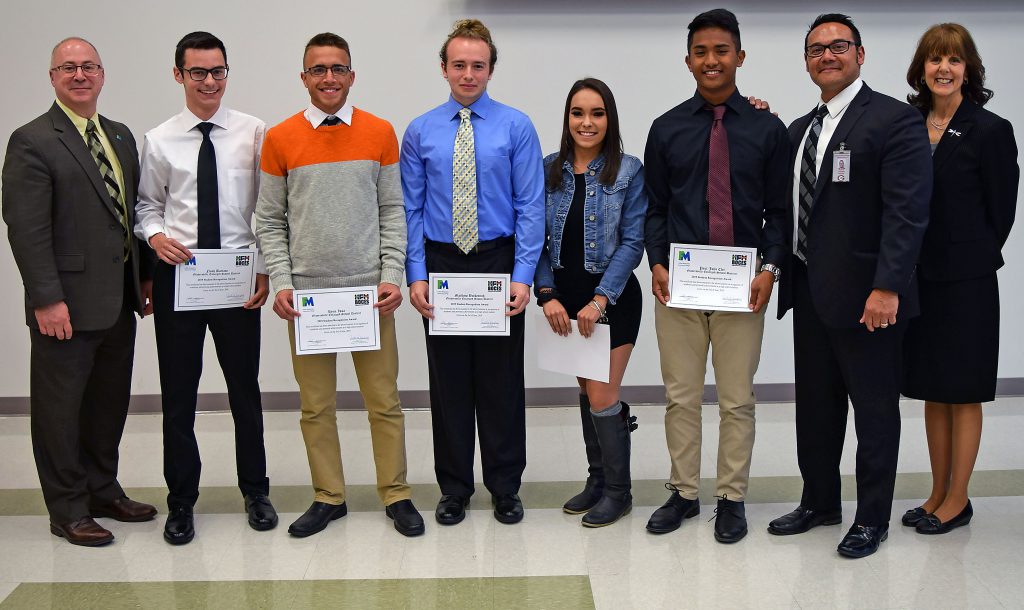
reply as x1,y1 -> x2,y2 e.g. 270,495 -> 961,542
3,102 -> 150,330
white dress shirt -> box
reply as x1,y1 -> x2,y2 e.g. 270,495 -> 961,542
303,100 -> 353,129
792,78 -> 863,254
136,105 -> 267,273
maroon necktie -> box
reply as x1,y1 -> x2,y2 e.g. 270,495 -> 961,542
707,105 -> 733,246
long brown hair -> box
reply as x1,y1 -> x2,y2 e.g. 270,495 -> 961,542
907,23 -> 992,110
546,78 -> 623,190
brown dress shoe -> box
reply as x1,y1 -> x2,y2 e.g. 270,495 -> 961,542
90,497 -> 158,522
50,517 -> 114,547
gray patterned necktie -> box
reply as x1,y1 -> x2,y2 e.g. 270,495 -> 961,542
452,107 -> 478,254
86,119 -> 130,259
796,105 -> 830,262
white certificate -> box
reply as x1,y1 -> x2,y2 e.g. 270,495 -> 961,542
293,287 -> 381,355
667,243 -> 757,312
429,273 -> 510,336
533,312 -> 610,383
174,248 -> 257,311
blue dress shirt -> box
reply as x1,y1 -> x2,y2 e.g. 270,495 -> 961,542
401,92 -> 545,284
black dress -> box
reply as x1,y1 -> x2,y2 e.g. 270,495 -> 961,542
552,174 -> 642,349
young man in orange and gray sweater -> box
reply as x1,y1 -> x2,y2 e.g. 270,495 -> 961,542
254,32 -> 424,538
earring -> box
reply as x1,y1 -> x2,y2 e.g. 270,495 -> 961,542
920,77 -> 926,85
963,77 -> 968,84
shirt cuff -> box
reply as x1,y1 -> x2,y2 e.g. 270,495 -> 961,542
406,261 -> 428,285
380,266 -> 404,287
511,264 -> 536,286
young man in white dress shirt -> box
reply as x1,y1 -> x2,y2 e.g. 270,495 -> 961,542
135,31 -> 276,545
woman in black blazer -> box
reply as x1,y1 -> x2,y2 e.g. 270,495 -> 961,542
902,23 -> 1019,535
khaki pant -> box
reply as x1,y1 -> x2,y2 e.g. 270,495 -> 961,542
654,303 -> 764,500
288,314 -> 410,506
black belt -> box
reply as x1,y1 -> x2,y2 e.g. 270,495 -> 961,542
426,236 -> 514,256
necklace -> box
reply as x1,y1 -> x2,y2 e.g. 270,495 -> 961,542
928,113 -> 952,130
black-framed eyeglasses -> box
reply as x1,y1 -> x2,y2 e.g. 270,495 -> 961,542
50,63 -> 102,76
303,64 -> 351,77
179,66 -> 229,81
805,40 -> 857,58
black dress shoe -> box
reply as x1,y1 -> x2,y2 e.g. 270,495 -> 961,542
646,491 -> 699,534
287,501 -> 347,537
915,500 -> 973,535
435,495 -> 469,525
767,506 -> 842,536
386,499 -> 426,537
244,494 -> 278,531
713,498 -> 747,544
901,506 -> 928,527
837,524 -> 888,558
164,506 -> 195,545
493,494 -> 524,524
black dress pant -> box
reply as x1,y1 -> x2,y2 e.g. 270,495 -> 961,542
30,295 -> 136,524
153,262 -> 268,508
423,239 -> 527,498
792,259 -> 903,526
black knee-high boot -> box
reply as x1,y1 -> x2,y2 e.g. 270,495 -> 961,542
563,394 -> 604,514
583,402 -> 634,527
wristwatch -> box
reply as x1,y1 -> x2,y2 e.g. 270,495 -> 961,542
760,263 -> 781,283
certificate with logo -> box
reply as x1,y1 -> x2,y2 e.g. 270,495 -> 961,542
293,287 -> 381,355
667,243 -> 757,313
174,248 -> 257,311
429,273 -> 510,336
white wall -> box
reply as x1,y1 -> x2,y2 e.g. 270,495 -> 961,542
1,1 -> 1021,400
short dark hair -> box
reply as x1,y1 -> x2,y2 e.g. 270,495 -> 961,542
687,8 -> 741,51
546,78 -> 623,190
440,19 -> 498,70
304,32 -> 351,66
805,13 -> 862,49
175,32 -> 226,69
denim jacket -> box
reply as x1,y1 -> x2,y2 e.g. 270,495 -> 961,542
534,152 -> 647,304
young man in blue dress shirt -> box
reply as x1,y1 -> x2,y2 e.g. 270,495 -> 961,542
401,18 -> 545,526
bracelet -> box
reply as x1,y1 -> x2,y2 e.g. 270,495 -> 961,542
589,299 -> 606,316
536,289 -> 560,306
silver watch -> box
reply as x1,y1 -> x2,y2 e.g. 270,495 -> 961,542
760,263 -> 781,283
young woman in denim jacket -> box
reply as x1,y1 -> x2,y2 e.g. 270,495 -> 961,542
534,78 -> 647,527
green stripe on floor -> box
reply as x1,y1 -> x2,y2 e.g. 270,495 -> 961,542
0,576 -> 594,610
1,471 -> 1023,516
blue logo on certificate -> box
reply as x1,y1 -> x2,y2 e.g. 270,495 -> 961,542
436,279 -> 449,291
301,296 -> 315,307
678,250 -> 690,262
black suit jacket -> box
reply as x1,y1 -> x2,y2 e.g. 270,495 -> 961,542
777,84 -> 932,328
916,101 -> 1018,281
3,102 -> 150,331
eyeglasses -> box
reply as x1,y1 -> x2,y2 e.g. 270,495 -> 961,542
303,64 -> 351,77
179,66 -> 229,81
805,40 -> 857,58
50,63 -> 102,76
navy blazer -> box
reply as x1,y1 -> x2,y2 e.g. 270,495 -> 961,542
916,101 -> 1018,282
2,103 -> 150,330
777,84 -> 933,328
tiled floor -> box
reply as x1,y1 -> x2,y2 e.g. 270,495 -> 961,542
1,398 -> 1023,608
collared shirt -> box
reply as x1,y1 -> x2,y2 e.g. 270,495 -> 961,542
644,89 -> 791,268
55,98 -> 126,197
135,105 -> 267,273
304,100 -> 354,129
791,78 -> 863,254
400,92 -> 545,285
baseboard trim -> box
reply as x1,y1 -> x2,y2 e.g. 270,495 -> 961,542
1,379 -> 1022,416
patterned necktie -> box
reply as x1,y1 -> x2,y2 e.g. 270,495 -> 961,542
196,122 -> 221,250
796,105 -> 831,262
321,115 -> 341,127
452,107 -> 478,254
707,105 -> 733,246
85,119 -> 130,259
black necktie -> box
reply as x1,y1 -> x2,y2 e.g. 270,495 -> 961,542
321,115 -> 341,127
196,122 -> 220,249
796,105 -> 830,262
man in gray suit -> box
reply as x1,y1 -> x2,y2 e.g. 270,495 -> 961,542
2,37 -> 157,546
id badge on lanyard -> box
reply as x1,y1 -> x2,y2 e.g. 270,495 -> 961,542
833,142 -> 851,183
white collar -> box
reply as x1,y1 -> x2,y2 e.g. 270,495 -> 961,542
818,78 -> 863,119
304,101 -> 353,129
179,105 -> 229,132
